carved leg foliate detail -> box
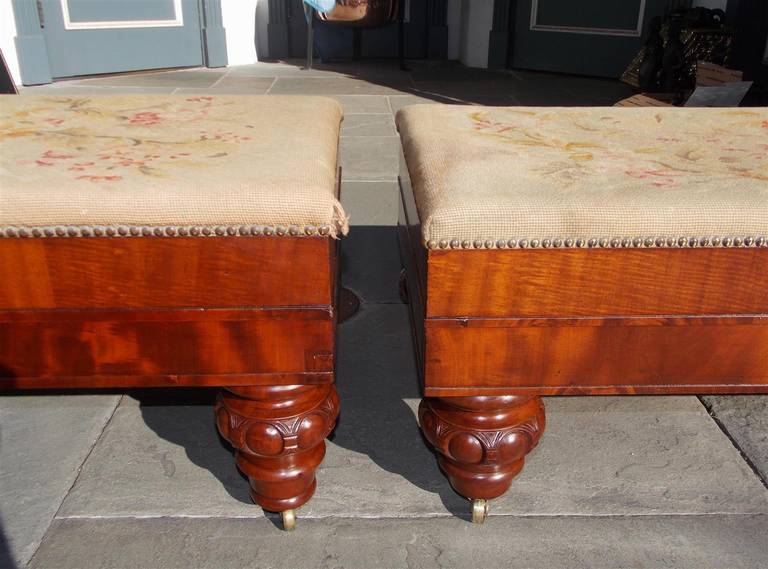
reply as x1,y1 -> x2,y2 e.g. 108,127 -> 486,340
215,384 -> 339,520
418,395 -> 545,520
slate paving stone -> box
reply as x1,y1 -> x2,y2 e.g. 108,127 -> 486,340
701,395 -> 768,482
76,69 -> 226,88
339,136 -> 400,181
226,62 -> 354,78
557,81 -> 635,106
29,515 -> 768,569
408,83 -> 517,106
341,113 -> 396,137
340,181 -> 399,226
293,60 -> 411,83
204,75 -> 275,94
55,393 -> 253,519
503,396 -> 768,517
388,94 -> 437,115
0,394 -> 121,567
175,83 -> 274,95
507,88 -> 580,107
332,95 -> 392,114
340,227 -> 403,303
20,85 -> 176,94
409,62 -> 518,83
269,77 -> 411,96
504,70 -> 634,106
235,60 -> 399,80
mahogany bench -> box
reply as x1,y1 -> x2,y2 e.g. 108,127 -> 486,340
0,94 -> 347,530
395,104 -> 768,523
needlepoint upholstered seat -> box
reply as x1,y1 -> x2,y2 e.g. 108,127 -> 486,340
398,105 -> 767,249
396,104 -> 768,523
0,95 -> 347,531
1,95 -> 347,237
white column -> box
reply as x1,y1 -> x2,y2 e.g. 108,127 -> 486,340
0,0 -> 21,84
459,0 -> 493,68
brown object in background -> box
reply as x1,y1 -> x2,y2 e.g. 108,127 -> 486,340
696,60 -> 743,86
615,62 -> 743,106
622,27 -> 735,88
614,93 -> 674,106
318,0 -> 399,27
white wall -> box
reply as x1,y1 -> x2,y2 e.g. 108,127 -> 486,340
221,0 -> 260,65
459,0 -> 493,68
255,0 -> 269,59
446,0 -> 461,60
0,0 -> 21,85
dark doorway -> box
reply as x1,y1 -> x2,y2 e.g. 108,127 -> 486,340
267,1 -> 448,61
490,0 -> 670,78
728,0 -> 768,85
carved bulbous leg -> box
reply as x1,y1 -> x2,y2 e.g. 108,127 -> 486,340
215,384 -> 339,527
418,395 -> 545,522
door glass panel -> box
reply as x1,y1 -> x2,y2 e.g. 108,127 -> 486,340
65,0 -> 178,23
40,0 -> 202,77
534,0 -> 642,31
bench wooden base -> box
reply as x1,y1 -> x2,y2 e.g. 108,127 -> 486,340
0,235 -> 340,530
216,384 -> 339,515
419,395 -> 544,517
397,174 -> 768,522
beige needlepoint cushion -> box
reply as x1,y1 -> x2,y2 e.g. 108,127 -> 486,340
0,95 -> 347,237
396,105 -> 768,248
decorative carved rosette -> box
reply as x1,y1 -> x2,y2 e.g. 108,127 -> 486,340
418,395 -> 545,500
215,384 -> 339,512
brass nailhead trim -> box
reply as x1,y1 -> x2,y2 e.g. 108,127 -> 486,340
1,224 -> 333,239
421,236 -> 768,250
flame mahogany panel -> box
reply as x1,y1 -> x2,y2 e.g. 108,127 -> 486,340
0,236 -> 333,309
1,309 -> 334,386
0,236 -> 337,390
426,248 -> 768,318
423,316 -> 768,396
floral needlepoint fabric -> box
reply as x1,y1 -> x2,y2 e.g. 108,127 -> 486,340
0,95 -> 348,237
396,105 -> 768,248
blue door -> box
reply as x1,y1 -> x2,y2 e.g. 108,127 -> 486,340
39,0 -> 204,78
510,0 -> 668,77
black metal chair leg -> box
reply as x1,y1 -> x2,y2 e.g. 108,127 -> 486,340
304,5 -> 314,70
398,2 -> 407,71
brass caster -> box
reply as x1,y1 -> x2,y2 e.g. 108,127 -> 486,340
281,509 -> 297,531
471,499 -> 489,524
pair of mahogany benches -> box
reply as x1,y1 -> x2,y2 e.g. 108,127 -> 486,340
1,95 -> 766,530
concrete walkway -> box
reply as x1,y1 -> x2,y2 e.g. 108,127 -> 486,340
2,60 -> 767,569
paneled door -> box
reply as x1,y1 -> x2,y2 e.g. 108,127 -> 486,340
39,0 -> 204,78
509,0 -> 668,77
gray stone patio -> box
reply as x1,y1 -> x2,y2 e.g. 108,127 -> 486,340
1,60 -> 766,569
